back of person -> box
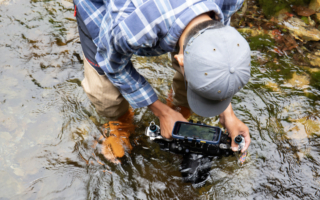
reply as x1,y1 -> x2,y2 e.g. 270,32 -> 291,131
75,0 -> 240,58
73,0 -> 251,163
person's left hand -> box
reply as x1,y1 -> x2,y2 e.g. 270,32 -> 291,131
219,104 -> 250,153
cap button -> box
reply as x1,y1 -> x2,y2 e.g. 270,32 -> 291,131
230,67 -> 235,74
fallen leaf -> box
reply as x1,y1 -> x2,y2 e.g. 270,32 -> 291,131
282,35 -> 298,51
273,47 -> 283,55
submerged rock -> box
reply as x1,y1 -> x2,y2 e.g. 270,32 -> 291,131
309,0 -> 320,12
293,117 -> 320,135
284,72 -> 310,89
286,116 -> 320,140
316,13 -> 320,22
296,148 -> 311,162
307,50 -> 320,67
238,28 -> 273,38
265,81 -> 282,92
283,17 -> 320,41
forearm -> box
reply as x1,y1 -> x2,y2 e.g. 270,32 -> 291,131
219,103 -> 235,123
148,100 -> 171,117
96,50 -> 158,108
148,100 -> 188,139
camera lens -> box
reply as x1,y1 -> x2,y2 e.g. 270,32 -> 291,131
235,135 -> 243,144
150,124 -> 157,131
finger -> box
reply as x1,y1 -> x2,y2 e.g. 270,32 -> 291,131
241,134 -> 251,153
163,133 -> 171,139
162,130 -> 172,139
230,139 -> 239,152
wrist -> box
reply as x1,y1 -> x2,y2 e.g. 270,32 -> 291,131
219,103 -> 235,119
148,100 -> 171,117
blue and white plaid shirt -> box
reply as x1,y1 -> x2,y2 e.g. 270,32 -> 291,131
74,0 -> 244,108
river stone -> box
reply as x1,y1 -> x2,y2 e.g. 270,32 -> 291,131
309,0 -> 320,12
307,51 -> 320,67
284,72 -> 310,89
0,171 -> 24,198
237,28 -> 273,38
316,13 -> 320,22
0,132 -> 12,141
61,0 -> 73,8
0,0 -> 11,5
283,17 -> 320,41
297,152 -> 305,161
289,116 -> 320,138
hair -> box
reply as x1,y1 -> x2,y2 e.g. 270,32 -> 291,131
183,20 -> 225,51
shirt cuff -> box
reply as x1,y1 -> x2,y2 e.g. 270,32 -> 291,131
122,82 -> 158,108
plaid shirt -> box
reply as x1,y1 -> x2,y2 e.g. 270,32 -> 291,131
74,0 -> 244,108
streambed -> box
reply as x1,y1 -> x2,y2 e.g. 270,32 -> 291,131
1,0 -> 320,199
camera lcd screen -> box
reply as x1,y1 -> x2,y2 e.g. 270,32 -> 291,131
176,123 -> 219,141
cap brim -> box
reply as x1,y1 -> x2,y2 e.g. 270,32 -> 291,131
187,87 -> 232,117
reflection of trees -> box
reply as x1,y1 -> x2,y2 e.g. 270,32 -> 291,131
181,125 -> 216,140
183,126 -> 198,138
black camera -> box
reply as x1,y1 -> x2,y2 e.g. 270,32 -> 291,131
145,121 -> 246,186
145,121 -> 244,157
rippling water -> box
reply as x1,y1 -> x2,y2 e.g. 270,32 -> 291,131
1,0 -> 320,199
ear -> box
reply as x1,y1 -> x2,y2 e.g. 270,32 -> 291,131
174,54 -> 184,67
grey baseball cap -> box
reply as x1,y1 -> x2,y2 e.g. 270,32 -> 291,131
184,25 -> 251,117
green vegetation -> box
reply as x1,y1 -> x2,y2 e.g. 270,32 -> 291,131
258,0 -> 311,17
301,16 -> 309,24
246,34 -> 275,51
309,70 -> 320,90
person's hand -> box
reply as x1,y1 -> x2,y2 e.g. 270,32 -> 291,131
158,107 -> 188,139
148,100 -> 188,139
219,103 -> 250,152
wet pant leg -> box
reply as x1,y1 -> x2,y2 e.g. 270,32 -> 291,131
75,4 -> 129,119
81,56 -> 129,119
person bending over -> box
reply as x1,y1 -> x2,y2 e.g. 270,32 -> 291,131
74,0 -> 251,160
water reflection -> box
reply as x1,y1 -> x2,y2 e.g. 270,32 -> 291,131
1,0 -> 320,199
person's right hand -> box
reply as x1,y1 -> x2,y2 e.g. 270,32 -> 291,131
158,107 -> 188,139
148,100 -> 188,139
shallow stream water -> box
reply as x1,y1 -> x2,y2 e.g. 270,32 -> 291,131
1,0 -> 320,199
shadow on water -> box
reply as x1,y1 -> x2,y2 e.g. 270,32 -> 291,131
1,0 -> 320,199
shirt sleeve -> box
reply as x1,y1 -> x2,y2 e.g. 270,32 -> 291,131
96,26 -> 158,109
221,0 -> 244,25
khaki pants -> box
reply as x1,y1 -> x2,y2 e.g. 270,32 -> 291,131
81,53 -> 188,119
